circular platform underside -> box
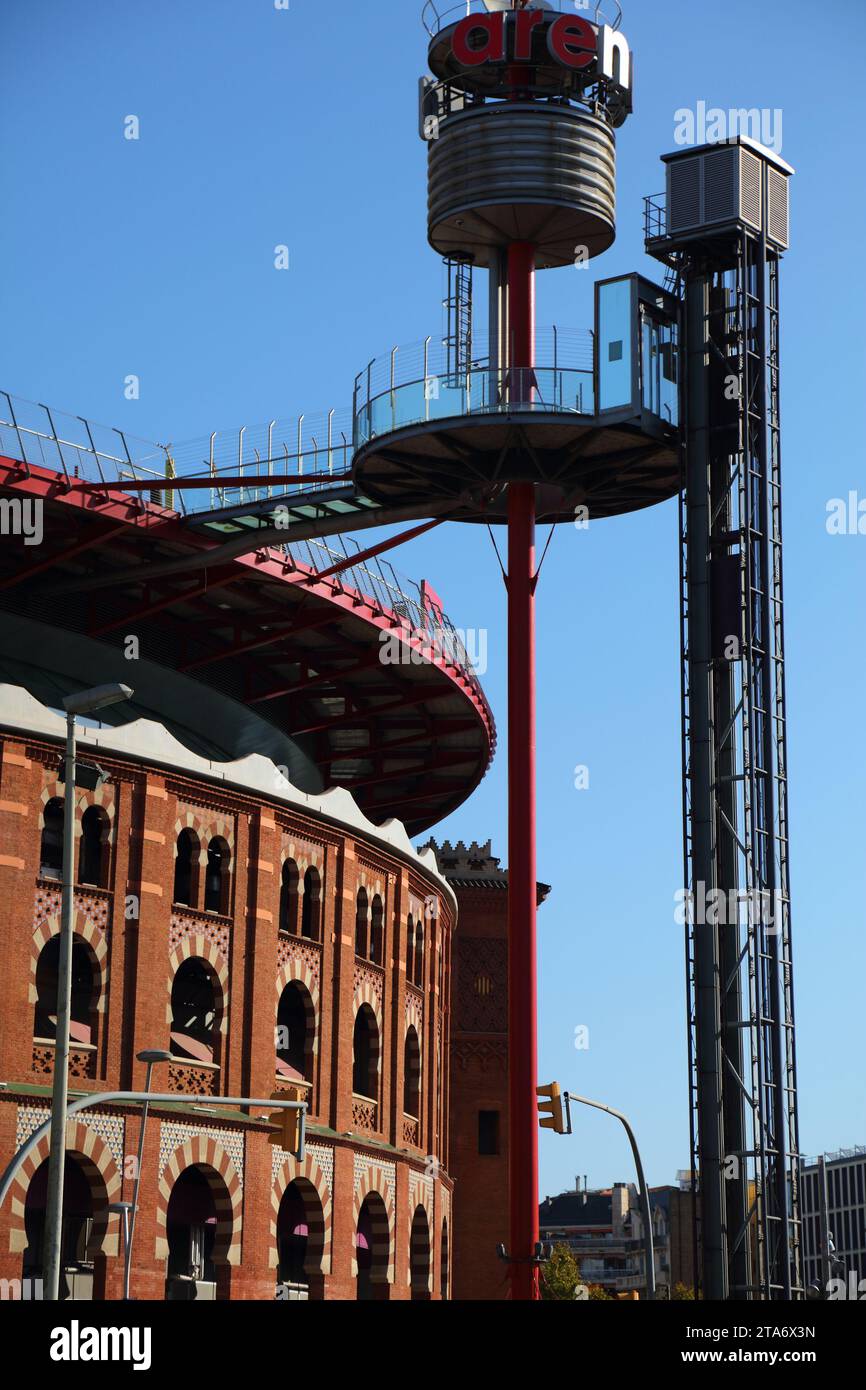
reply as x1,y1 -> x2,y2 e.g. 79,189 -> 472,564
353,414 -> 681,524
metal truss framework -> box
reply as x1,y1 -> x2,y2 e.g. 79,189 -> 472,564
679,227 -> 802,1299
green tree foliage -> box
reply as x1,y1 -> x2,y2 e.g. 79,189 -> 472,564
540,1243 -> 581,1301
671,1282 -> 696,1300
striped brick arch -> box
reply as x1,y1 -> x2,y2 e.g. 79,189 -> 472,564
174,807 -> 235,863
409,1203 -> 433,1294
167,935 -> 229,1032
270,1153 -> 332,1273
405,990 -> 423,1038
279,839 -> 324,878
29,910 -> 108,1015
7,1120 -> 121,1257
39,780 -> 116,850
351,1168 -> 395,1283
276,961 -> 319,1057
156,1136 -> 242,1265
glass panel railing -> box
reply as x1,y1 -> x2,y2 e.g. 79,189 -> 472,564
597,278 -> 634,411
354,368 -> 594,447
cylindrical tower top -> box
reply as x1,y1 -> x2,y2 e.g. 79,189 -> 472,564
420,2 -> 633,268
422,1 -> 631,119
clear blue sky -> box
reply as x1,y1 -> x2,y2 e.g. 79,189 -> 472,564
2,0 -> 864,1197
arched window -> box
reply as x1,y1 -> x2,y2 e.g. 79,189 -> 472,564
409,1205 -> 431,1301
352,1004 -> 378,1100
403,1026 -> 421,1118
279,860 -> 299,935
355,888 -> 368,959
204,837 -> 230,915
40,798 -> 64,880
165,1167 -> 217,1291
78,805 -> 108,887
406,914 -> 414,982
34,935 -> 97,1044
369,894 -> 384,965
276,982 -> 312,1081
173,830 -> 199,908
301,867 -> 321,941
414,923 -> 424,988
170,958 -> 218,1062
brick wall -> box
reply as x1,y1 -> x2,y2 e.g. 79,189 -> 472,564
0,728 -> 454,1301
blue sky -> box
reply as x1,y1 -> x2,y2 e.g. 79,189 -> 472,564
2,0 -> 864,1196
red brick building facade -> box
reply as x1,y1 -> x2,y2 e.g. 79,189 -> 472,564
432,840 -> 548,1301
0,692 -> 455,1301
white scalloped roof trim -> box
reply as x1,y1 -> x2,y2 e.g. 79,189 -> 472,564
0,682 -> 454,911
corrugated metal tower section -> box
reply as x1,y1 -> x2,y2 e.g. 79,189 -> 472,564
647,138 -> 802,1300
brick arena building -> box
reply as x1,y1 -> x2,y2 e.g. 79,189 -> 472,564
0,437 -> 497,1301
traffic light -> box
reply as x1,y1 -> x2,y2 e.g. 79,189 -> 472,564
537,1081 -> 566,1134
267,1087 -> 305,1155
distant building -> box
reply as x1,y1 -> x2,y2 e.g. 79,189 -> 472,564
539,1178 -> 697,1297
801,1147 -> 866,1293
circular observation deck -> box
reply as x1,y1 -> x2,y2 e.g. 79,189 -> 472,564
351,330 -> 681,525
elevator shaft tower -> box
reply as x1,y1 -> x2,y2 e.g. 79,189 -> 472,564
647,138 -> 802,1300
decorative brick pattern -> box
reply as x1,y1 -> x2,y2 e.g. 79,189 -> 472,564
351,1156 -> 397,1282
7,1113 -> 122,1257
351,1098 -> 378,1134
166,934 -> 229,1034
353,960 -> 384,1016
156,1132 -> 243,1265
166,1061 -> 218,1096
29,908 -> 109,1018
34,883 -> 111,935
405,985 -> 424,1036
270,1147 -> 333,1273
169,907 -> 231,958
31,1043 -> 96,1080
276,936 -> 321,991
174,804 -> 235,856
159,1121 -> 244,1188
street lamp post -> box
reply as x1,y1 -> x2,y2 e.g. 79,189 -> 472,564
563,1091 -> 657,1301
43,683 -> 133,1302
123,1049 -> 172,1299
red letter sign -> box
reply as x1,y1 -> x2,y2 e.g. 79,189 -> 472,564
513,8 -> 545,61
547,15 -> 597,70
452,13 -> 506,67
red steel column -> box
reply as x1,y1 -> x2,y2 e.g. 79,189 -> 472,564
506,240 -> 539,1300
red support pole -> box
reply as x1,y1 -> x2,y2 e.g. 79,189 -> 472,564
506,240 -> 539,1300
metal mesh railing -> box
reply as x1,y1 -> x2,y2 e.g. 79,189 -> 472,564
0,390 -> 488,691
421,1 -> 623,40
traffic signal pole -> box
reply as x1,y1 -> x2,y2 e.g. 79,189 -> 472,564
506,240 -> 540,1300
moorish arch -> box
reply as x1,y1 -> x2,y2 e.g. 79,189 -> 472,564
156,1135 -> 242,1265
166,934 -> 229,1033
6,1118 -> 122,1258
39,777 -> 117,842
270,1151 -> 332,1273
351,1166 -> 395,1283
29,909 -> 108,1018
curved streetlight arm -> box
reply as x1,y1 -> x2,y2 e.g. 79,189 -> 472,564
563,1091 -> 656,1300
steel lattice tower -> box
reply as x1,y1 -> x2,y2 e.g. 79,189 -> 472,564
648,140 -> 802,1299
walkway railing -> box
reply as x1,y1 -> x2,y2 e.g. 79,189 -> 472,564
421,1 -> 623,40
0,390 -> 484,687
